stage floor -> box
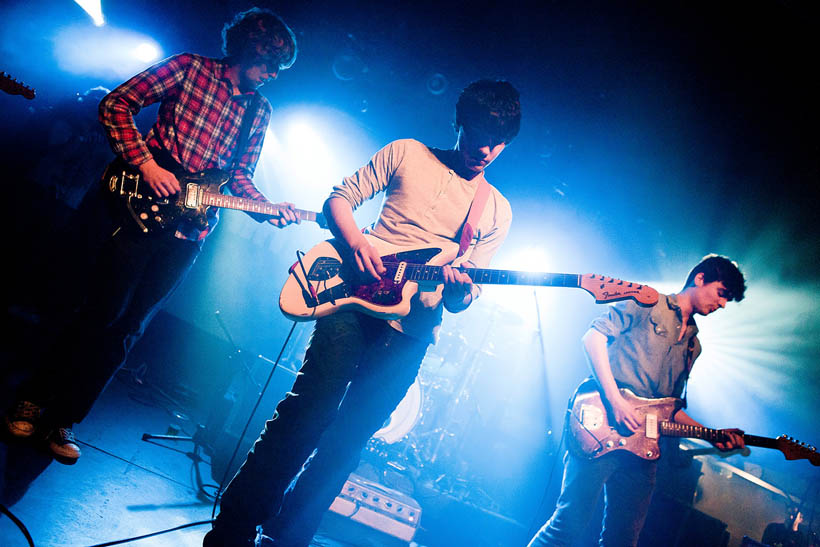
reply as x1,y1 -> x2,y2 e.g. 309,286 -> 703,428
0,371 -> 378,547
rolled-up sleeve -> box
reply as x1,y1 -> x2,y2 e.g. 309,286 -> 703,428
590,300 -> 648,342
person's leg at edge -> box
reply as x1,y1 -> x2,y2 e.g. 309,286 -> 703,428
207,312 -> 371,546
598,453 -> 657,547
53,234 -> 200,426
269,320 -> 428,547
10,232 -> 198,444
527,451 -> 620,547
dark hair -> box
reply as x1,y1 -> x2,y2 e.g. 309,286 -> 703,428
454,80 -> 521,143
222,8 -> 297,70
683,254 -> 746,302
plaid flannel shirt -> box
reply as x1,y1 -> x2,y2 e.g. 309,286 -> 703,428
99,53 -> 272,240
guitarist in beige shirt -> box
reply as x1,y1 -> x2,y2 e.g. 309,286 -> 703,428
206,80 -> 521,547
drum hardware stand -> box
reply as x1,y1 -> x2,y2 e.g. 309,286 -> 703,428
140,310 -> 266,496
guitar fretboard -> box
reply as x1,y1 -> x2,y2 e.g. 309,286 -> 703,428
202,191 -> 322,224
661,422 -> 774,448
400,263 -> 582,288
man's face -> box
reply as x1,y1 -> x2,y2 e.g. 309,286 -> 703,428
456,126 -> 506,175
238,38 -> 288,92
239,61 -> 278,92
691,273 -> 731,316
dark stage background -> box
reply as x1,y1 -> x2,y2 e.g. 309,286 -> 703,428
2,1 -> 818,545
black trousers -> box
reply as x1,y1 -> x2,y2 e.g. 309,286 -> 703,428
18,227 -> 200,427
212,311 -> 429,547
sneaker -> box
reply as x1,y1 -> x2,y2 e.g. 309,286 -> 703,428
5,400 -> 42,438
47,427 -> 82,464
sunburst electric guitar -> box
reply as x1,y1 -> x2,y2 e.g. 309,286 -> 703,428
279,234 -> 659,321
567,379 -> 819,465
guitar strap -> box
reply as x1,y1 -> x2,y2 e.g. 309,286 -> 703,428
457,177 -> 491,257
229,93 -> 262,172
679,336 -> 697,409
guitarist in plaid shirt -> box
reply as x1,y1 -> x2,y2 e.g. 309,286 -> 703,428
4,8 -> 299,464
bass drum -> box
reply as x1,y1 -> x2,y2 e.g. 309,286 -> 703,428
373,377 -> 423,444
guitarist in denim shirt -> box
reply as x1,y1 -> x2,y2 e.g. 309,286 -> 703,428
528,254 -> 747,547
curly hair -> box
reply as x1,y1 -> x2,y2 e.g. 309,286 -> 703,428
454,80 -> 521,144
683,254 -> 746,302
222,8 -> 297,70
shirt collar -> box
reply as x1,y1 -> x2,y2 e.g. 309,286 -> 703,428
215,58 -> 257,102
666,293 -> 699,333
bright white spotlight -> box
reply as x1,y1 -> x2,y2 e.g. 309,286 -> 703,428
253,106 -> 381,226
133,42 -> 160,63
55,25 -> 163,79
74,0 -> 105,26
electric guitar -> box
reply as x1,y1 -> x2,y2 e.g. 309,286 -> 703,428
567,379 -> 819,465
279,234 -> 659,321
101,156 -> 326,234
0,72 -> 36,100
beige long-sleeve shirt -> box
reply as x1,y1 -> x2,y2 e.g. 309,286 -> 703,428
329,138 -> 512,342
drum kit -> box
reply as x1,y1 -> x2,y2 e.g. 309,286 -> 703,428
363,328 -> 499,502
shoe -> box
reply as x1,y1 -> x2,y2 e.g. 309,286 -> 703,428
203,527 -> 255,547
47,427 -> 82,464
5,400 -> 42,438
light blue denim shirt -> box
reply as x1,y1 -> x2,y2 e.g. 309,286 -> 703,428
590,293 -> 700,399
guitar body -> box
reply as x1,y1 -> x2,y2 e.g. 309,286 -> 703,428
101,157 -> 231,234
279,235 -> 458,321
567,379 -> 681,460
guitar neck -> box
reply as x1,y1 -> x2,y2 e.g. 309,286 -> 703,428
201,191 -> 321,224
660,422 -> 774,449
404,263 -> 582,288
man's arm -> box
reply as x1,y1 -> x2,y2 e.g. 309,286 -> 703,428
323,196 -> 385,280
673,408 -> 745,451
583,328 -> 642,432
99,54 -> 191,197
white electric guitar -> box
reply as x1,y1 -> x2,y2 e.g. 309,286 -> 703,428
279,235 -> 659,322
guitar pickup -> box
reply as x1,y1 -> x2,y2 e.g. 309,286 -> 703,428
184,183 -> 201,209
393,261 -> 406,283
645,413 -> 658,439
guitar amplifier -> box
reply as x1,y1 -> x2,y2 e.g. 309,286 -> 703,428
328,474 -> 422,541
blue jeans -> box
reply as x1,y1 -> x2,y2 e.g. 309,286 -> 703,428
528,450 -> 657,547
212,311 -> 429,546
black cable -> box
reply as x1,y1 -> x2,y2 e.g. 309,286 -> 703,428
524,416 -> 568,541
83,519 -> 214,547
210,320 -> 300,519
0,502 -> 35,547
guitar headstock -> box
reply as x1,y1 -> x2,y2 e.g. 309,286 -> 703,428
580,274 -> 659,306
0,72 -> 36,100
775,435 -> 819,466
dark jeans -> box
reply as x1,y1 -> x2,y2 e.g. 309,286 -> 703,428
528,450 -> 657,547
212,311 -> 429,547
18,227 -> 200,427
